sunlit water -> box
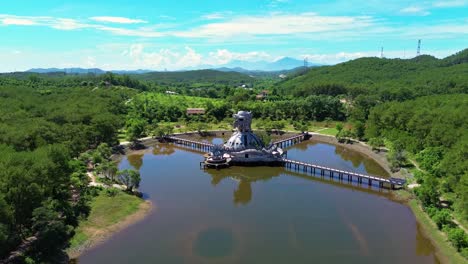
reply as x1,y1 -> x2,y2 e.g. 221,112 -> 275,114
78,139 -> 439,264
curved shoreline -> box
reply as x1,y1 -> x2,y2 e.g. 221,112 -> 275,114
307,133 -> 393,176
68,200 -> 153,259
116,131 -> 459,263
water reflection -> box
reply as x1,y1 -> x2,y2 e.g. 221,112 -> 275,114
205,167 -> 282,206
415,222 -> 438,258
233,180 -> 252,205
127,153 -> 143,170
80,141 -> 439,264
152,144 -> 175,156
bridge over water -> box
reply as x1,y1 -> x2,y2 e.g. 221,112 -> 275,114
163,134 -> 405,189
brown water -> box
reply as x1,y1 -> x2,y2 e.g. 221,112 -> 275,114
78,140 -> 439,264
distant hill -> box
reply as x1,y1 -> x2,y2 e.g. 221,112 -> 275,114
132,69 -> 254,85
27,68 -> 106,74
216,57 -> 319,71
275,49 -> 468,97
26,68 -> 153,75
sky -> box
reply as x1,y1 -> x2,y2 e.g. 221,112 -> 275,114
0,0 -> 467,71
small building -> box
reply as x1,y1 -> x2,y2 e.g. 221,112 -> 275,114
256,90 -> 269,100
187,108 -> 205,115
165,90 -> 178,95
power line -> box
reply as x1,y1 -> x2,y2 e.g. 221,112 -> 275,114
417,39 -> 421,56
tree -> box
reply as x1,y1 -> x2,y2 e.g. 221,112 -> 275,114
32,200 -> 72,257
335,123 -> 343,134
446,227 -> 468,251
96,143 -> 112,161
126,118 -> 148,142
415,177 -> 440,207
455,174 -> 468,221
431,209 -> 452,229
353,121 -> 365,140
117,169 -> 141,192
0,195 -> 13,257
96,161 -> 118,181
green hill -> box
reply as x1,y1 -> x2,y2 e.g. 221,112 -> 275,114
275,49 -> 468,98
132,69 -> 254,86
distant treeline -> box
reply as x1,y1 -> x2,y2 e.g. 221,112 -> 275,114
275,50 -> 468,100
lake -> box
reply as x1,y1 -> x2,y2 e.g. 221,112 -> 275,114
78,139 -> 439,264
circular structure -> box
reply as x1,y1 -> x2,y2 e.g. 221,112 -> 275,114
224,111 -> 264,151
204,111 -> 285,167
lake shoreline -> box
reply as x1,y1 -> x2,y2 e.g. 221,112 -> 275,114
307,133 -> 393,176
116,131 -> 461,263
309,133 -> 466,263
68,197 -> 153,260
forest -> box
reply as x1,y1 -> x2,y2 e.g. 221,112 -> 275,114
0,49 -> 467,261
0,78 -> 135,262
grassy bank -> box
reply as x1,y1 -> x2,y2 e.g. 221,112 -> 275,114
405,195 -> 467,264
67,189 -> 151,258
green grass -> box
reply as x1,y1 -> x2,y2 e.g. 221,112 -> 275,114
68,189 -> 144,253
315,127 -> 338,136
408,197 -> 467,264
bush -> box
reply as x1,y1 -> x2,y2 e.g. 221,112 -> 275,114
368,137 -> 384,151
461,247 -> 468,259
425,206 -> 438,218
105,188 -> 119,197
430,208 -> 452,229
415,177 -> 439,207
446,227 -> 468,251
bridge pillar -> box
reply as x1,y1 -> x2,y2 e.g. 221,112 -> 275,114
368,179 -> 372,186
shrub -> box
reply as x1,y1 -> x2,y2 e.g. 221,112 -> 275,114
430,208 -> 452,229
446,227 -> 468,251
105,188 -> 119,197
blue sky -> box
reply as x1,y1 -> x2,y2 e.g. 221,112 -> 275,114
1,0 -> 467,71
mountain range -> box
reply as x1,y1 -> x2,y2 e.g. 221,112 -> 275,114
26,57 -> 319,74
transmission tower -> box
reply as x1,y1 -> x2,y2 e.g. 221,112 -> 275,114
417,39 -> 421,56
304,57 -> 308,68
380,47 -> 384,58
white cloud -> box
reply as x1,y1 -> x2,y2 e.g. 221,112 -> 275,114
301,52 -> 371,64
51,18 -> 89,30
202,12 -> 227,20
89,16 -> 147,24
433,0 -> 467,7
85,56 -> 96,67
208,49 -> 272,64
1,17 -> 37,25
0,14 -> 161,37
123,44 -> 204,70
399,6 -> 430,16
175,13 -> 375,38
95,25 -> 164,37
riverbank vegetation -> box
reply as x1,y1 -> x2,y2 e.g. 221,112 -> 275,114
365,95 -> 468,258
67,188 -> 148,259
1,49 -> 467,262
